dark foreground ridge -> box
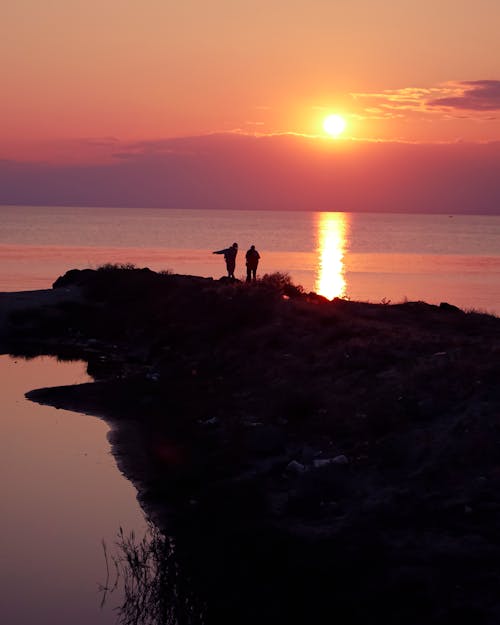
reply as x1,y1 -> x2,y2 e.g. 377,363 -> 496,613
3,265 -> 500,625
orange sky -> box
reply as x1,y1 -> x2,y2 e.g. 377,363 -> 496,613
2,0 -> 500,163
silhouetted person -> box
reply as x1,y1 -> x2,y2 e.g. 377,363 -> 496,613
245,245 -> 260,282
213,242 -> 238,278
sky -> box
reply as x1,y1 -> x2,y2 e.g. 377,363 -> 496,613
2,0 -> 500,212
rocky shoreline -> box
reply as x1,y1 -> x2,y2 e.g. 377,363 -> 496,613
3,265 -> 500,624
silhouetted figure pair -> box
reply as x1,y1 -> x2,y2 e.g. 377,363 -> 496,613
213,242 -> 238,278
245,245 -> 260,282
213,243 -> 261,280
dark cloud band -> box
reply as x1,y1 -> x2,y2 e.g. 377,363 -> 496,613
427,80 -> 500,111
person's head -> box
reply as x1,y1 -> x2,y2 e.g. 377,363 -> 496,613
250,245 -> 255,250
232,242 -> 238,248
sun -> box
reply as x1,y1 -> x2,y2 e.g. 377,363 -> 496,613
323,114 -> 347,137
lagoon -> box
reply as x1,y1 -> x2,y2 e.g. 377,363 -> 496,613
0,355 -> 146,625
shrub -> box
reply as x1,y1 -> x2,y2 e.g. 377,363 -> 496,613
97,262 -> 138,272
259,272 -> 304,298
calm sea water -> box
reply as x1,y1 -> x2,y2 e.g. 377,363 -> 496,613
1,205 -> 499,313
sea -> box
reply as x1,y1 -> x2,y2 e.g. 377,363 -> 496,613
1,205 -> 499,314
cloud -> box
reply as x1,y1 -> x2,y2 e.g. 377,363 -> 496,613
351,87 -> 439,118
426,80 -> 500,111
1,134 -> 500,214
352,80 -> 500,120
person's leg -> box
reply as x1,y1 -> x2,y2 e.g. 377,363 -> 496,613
252,268 -> 257,280
246,266 -> 252,282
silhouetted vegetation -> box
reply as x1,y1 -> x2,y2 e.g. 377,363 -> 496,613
100,524 -> 204,625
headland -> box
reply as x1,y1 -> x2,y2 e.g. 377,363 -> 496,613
2,265 -> 500,625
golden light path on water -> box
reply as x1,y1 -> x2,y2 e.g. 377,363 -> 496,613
315,212 -> 348,299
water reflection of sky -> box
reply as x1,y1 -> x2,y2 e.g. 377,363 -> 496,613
315,212 -> 349,300
0,356 -> 146,625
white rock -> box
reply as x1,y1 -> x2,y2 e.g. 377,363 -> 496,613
332,454 -> 349,465
313,459 -> 332,468
313,454 -> 349,468
198,417 -> 218,426
286,460 -> 307,474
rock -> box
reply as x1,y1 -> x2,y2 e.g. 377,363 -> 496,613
198,417 -> 219,426
313,454 -> 349,468
286,460 -> 307,474
332,454 -> 349,464
52,268 -> 95,288
439,301 -> 463,313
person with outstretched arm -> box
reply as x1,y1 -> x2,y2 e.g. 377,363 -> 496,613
213,242 -> 238,278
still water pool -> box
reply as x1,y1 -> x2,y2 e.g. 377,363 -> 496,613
0,355 -> 147,625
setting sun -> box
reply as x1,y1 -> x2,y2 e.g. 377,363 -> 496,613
323,114 -> 347,137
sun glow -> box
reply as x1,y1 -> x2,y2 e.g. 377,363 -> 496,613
315,212 -> 348,300
323,114 -> 347,137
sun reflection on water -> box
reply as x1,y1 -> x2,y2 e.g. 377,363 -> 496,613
315,212 -> 348,300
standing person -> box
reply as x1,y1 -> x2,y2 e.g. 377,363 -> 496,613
213,242 -> 238,278
245,245 -> 260,282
